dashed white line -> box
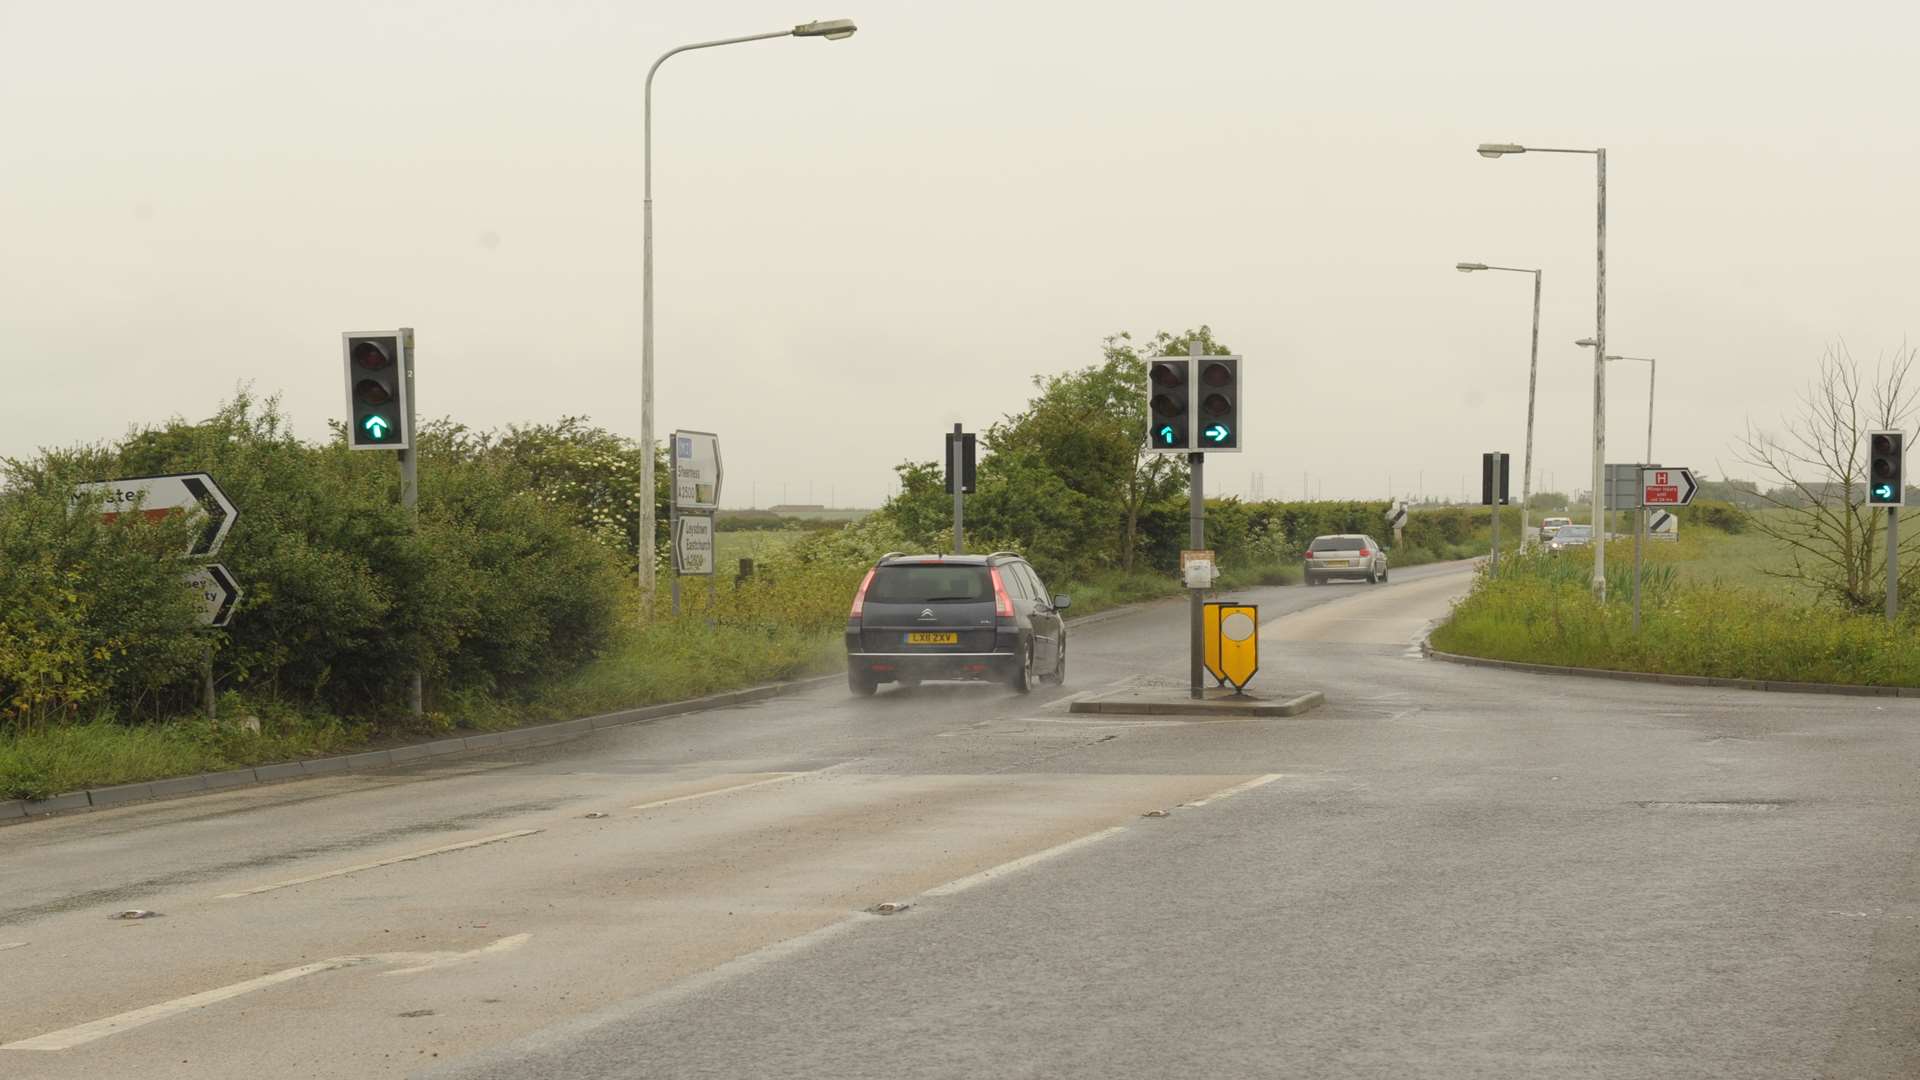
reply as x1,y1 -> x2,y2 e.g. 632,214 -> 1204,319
1183,773 -> 1287,807
0,941 -> 26,952
921,826 -> 1129,897
216,828 -> 543,899
627,769 -> 825,812
2,958 -> 365,1050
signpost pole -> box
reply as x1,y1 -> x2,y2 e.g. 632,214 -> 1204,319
1633,499 -> 1645,633
952,422 -> 965,556
670,436 -> 681,616
1188,341 -> 1205,702
1889,508 -> 1900,624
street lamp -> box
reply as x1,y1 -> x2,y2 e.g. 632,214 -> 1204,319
1478,140 -> 1608,599
1457,261 -> 1543,546
639,19 -> 858,611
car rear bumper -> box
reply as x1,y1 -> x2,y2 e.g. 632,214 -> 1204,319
845,650 -> 1019,681
1304,563 -> 1375,580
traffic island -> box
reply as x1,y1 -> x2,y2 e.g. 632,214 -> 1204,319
1069,682 -> 1326,718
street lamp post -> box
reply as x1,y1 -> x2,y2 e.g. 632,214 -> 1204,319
1606,355 -> 1656,463
1603,353 -> 1657,632
640,19 -> 857,611
1456,261 -> 1543,546
1478,141 -> 1608,598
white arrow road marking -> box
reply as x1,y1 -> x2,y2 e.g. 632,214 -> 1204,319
1,935 -> 531,1051
216,829 -> 542,899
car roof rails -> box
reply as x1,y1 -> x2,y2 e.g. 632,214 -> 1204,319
985,551 -> 1022,561
877,551 -> 907,563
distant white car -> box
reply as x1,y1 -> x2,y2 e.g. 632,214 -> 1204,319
1539,516 -> 1572,540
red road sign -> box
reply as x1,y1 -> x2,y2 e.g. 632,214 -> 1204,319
1640,467 -> 1697,507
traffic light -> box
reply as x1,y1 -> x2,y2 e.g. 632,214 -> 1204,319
1147,359 -> 1190,452
342,331 -> 411,450
1868,430 -> 1905,506
1194,356 -> 1240,451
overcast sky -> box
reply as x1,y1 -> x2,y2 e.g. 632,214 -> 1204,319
5,0 -> 1916,507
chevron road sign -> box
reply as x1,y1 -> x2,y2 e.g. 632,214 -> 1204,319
71,472 -> 238,559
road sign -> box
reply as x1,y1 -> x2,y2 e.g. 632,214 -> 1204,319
181,564 -> 242,627
673,431 -> 722,511
1386,503 -> 1409,529
1180,549 -> 1217,589
1641,466 -> 1698,507
673,513 -> 715,575
1649,510 -> 1678,540
1480,452 -> 1509,505
72,473 -> 237,559
1203,601 -> 1259,692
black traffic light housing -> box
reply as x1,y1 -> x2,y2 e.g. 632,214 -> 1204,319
1194,356 -> 1240,451
343,331 -> 411,450
1147,359 -> 1190,452
1868,430 -> 1905,506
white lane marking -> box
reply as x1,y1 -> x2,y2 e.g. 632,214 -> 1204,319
626,763 -> 848,812
216,829 -> 542,899
2,958 -> 364,1050
921,826 -> 1129,898
1183,773 -> 1287,807
1,935 -> 532,1052
0,941 -> 26,952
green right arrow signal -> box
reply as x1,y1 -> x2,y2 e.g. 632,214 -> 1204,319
1204,424 -> 1230,444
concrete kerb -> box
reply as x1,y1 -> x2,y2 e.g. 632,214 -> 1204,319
6,673 -> 843,824
1423,643 -> 1920,699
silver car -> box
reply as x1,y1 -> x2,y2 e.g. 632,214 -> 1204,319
1304,533 -> 1388,585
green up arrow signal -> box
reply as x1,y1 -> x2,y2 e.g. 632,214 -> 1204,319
1158,425 -> 1176,445
363,414 -> 391,440
1204,424 -> 1230,444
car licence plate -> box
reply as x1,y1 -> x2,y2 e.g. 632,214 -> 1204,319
1324,560 -> 1351,567
907,632 -> 957,645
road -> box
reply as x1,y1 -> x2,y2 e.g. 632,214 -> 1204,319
4,559 -> 1919,1079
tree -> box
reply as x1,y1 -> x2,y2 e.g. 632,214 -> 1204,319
1732,342 -> 1920,611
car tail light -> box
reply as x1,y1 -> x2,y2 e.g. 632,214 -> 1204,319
989,566 -> 1015,618
849,567 -> 877,617
1304,551 -> 1316,558
1358,548 -> 1371,557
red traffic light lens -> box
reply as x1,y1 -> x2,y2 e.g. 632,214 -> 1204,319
351,341 -> 394,370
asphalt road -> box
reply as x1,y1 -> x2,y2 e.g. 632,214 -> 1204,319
4,559 -> 1919,1079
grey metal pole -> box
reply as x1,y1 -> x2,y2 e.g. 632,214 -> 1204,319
1889,508 -> 1900,623
1189,342 -> 1205,701
1647,358 -> 1656,463
669,460 -> 681,616
1592,148 -> 1608,600
952,422 -> 965,555
400,327 -> 423,718
1633,504 -> 1645,633
1523,270 -> 1541,546
204,640 -> 216,721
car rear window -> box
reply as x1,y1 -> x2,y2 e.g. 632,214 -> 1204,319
867,565 -> 992,604
1308,536 -> 1360,552
1558,525 -> 1591,537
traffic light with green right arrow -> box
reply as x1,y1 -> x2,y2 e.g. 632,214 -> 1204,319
1195,356 -> 1240,452
1868,430 -> 1905,506
343,331 -> 412,450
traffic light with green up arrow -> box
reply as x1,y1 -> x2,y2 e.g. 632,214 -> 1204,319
1147,358 -> 1190,453
1868,430 -> 1905,506
343,331 -> 412,450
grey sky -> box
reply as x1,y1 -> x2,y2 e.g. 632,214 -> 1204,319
4,0 -> 1916,507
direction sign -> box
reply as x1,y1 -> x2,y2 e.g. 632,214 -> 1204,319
181,564 -> 242,627
72,473 -> 237,559
673,514 -> 715,576
1642,467 -> 1698,507
673,431 -> 722,511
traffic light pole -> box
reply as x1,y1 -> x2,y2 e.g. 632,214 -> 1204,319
1190,450 -> 1205,700
1889,508 -> 1899,624
400,328 -> 423,719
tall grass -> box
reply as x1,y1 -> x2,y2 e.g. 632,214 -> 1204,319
1432,546 -> 1920,686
